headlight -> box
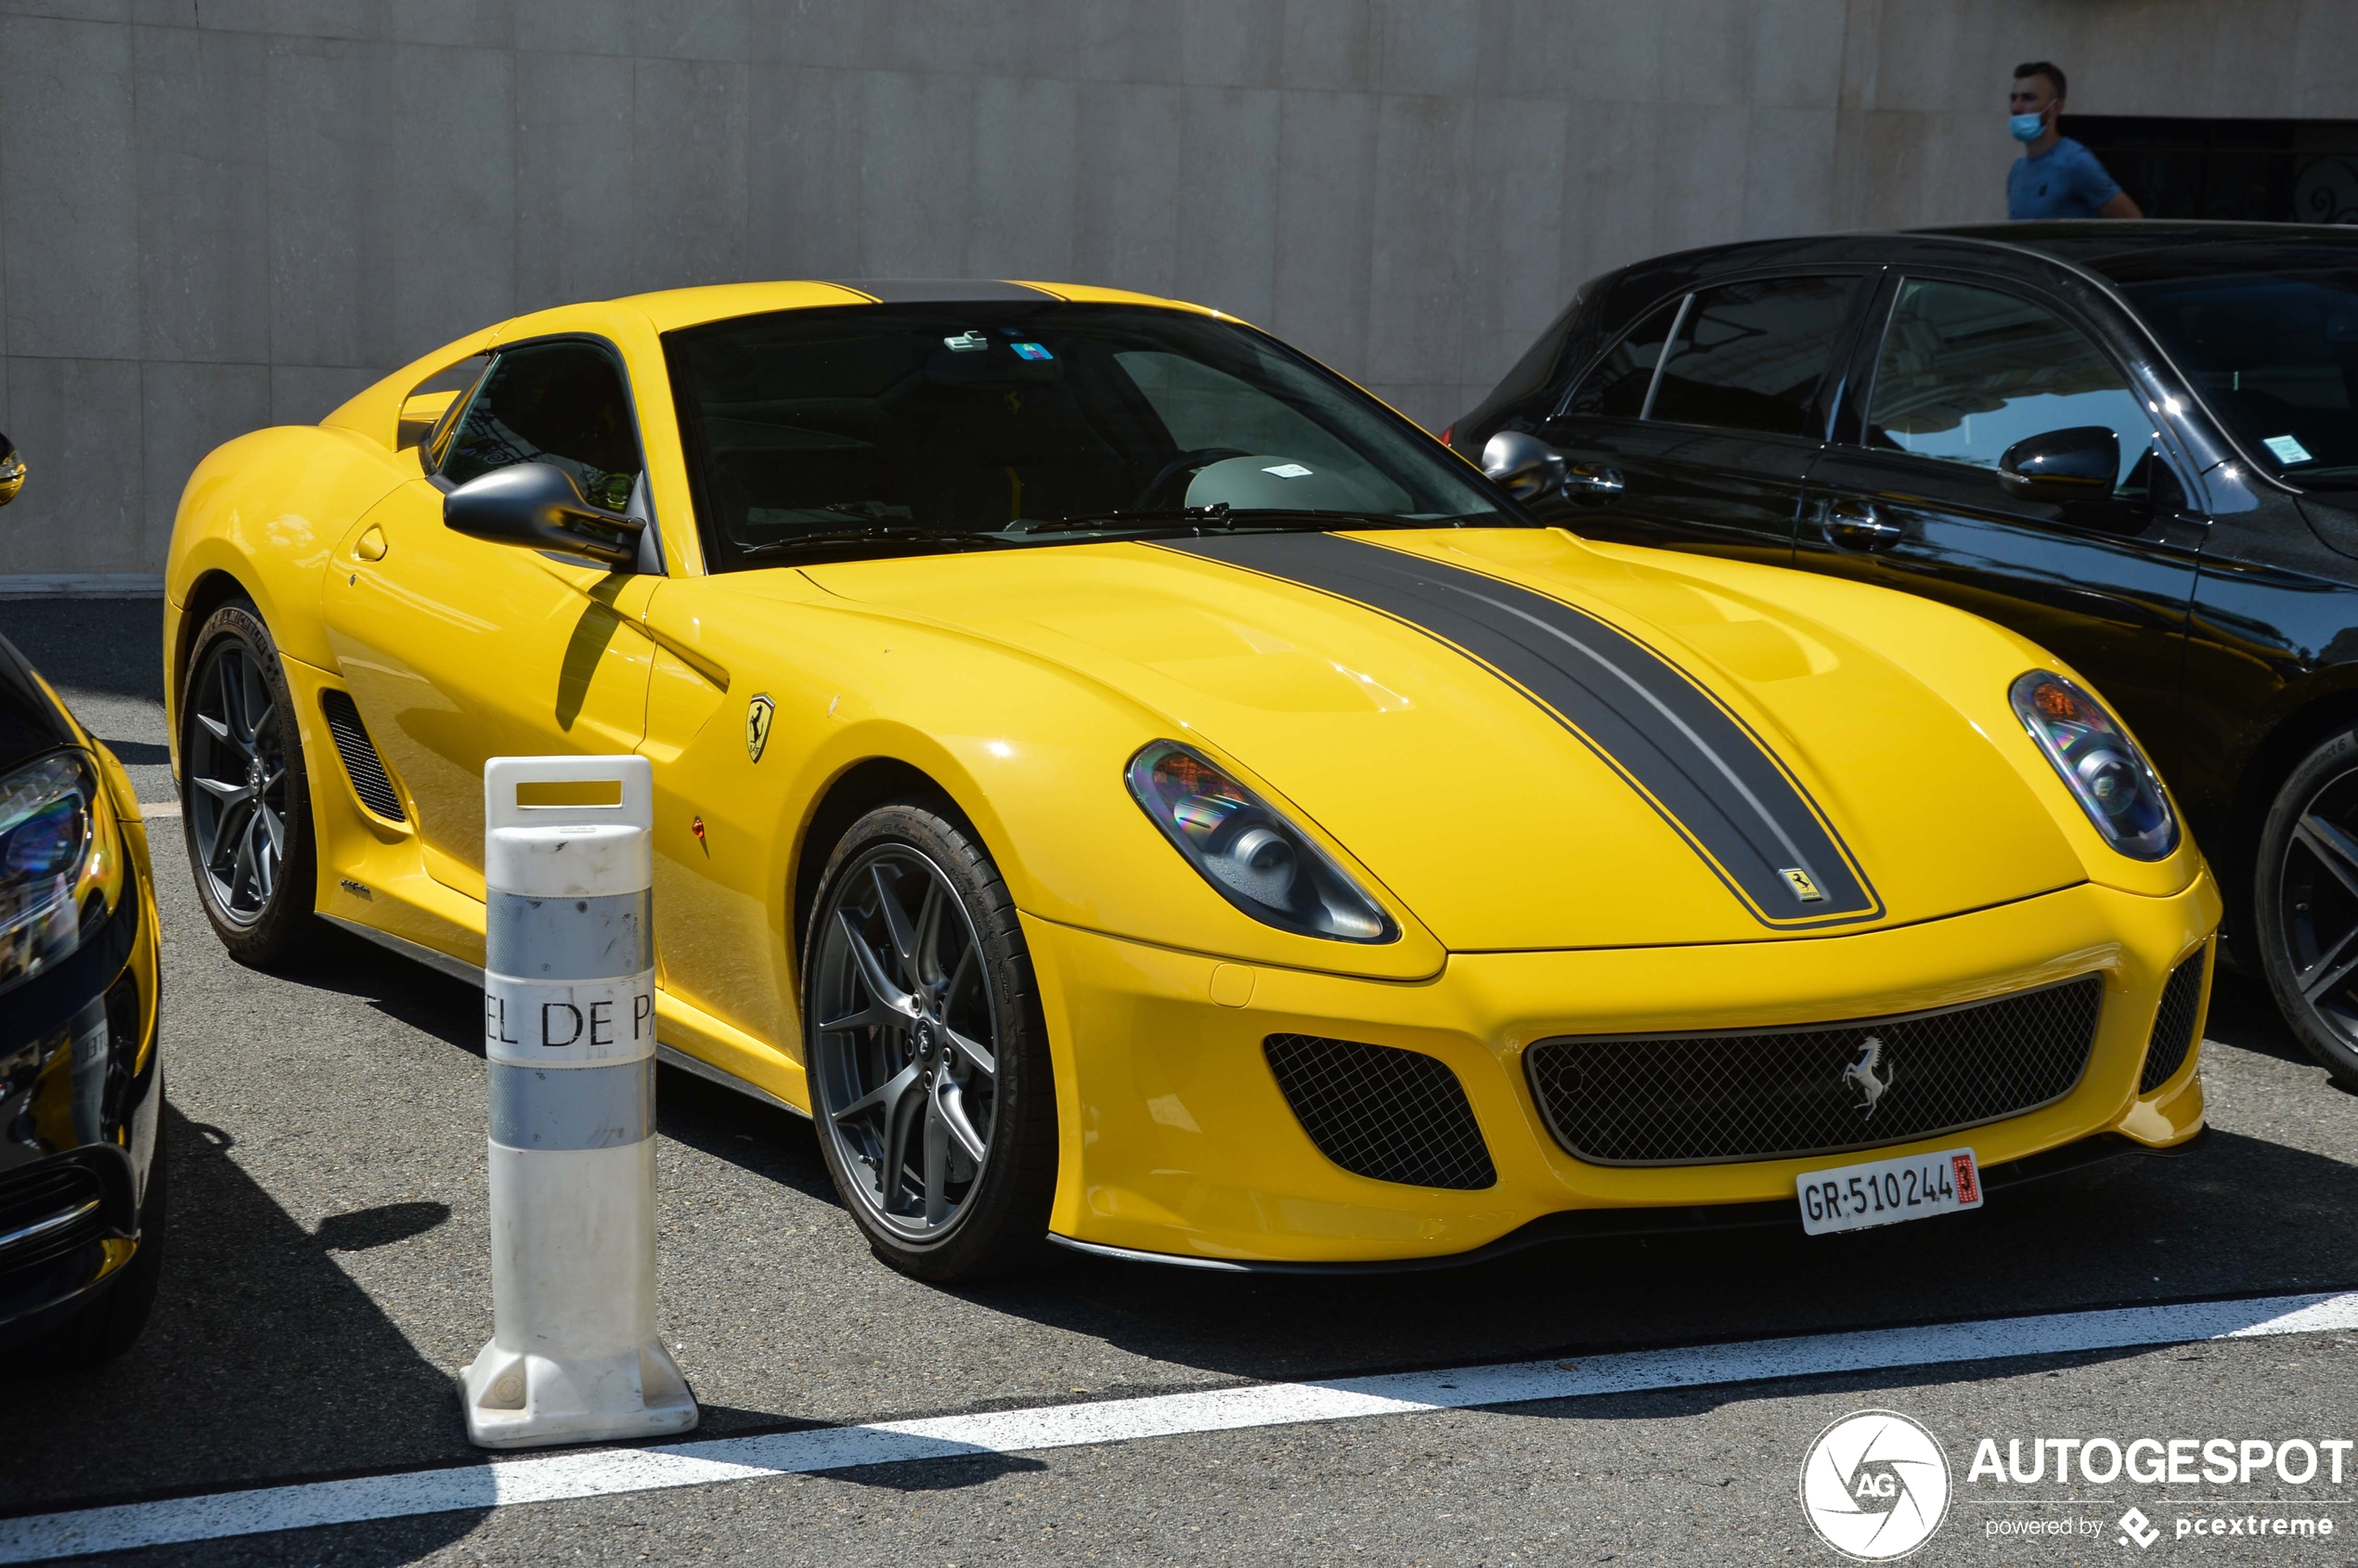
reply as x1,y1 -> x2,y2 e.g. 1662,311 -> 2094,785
1125,742 -> 1396,942
0,751 -> 125,998
2009,672 -> 2178,861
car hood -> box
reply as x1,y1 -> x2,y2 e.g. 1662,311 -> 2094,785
803,528 -> 2087,950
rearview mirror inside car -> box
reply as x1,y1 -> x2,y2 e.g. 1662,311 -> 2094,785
1481,430 -> 1564,501
1998,425 -> 2119,504
443,461 -> 644,570
0,434 -> 22,509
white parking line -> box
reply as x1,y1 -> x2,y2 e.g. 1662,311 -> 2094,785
138,800 -> 179,819
7,1289 -> 2355,1562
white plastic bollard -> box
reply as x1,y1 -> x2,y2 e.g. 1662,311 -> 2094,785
460,755 -> 697,1449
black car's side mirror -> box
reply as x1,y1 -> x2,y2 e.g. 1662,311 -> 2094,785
1998,425 -> 2119,504
444,461 -> 643,570
1481,430 -> 1564,501
0,434 -> 23,510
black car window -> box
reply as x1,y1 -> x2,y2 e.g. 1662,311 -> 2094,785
662,304 -> 1510,572
1646,277 -> 1860,438
440,342 -> 643,512
1561,299 -> 1680,419
2118,267 -> 2358,490
1864,280 -> 2152,493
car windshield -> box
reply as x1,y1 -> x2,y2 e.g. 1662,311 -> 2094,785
2121,267 -> 2358,490
662,303 -> 1515,568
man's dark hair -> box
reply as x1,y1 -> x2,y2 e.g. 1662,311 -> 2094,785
2014,60 -> 2067,98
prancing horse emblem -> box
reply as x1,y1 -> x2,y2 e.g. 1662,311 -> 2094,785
745,693 -> 775,762
1841,1036 -> 1891,1120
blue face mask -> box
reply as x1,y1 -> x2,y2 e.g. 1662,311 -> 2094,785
2010,110 -> 2047,142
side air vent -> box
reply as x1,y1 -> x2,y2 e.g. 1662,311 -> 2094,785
319,690 -> 406,823
1263,1034 -> 1496,1190
2140,952 -> 2207,1094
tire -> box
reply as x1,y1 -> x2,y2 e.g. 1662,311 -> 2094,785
2254,726 -> 2358,1088
179,599 -> 318,966
44,1115 -> 168,1365
801,801 -> 1057,1282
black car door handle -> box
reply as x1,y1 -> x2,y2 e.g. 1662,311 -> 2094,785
1825,500 -> 1901,551
1562,462 -> 1625,499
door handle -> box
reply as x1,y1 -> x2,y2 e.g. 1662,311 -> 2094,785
1824,500 -> 1901,551
1561,462 -> 1625,499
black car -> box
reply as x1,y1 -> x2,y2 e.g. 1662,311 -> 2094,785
1448,223 -> 2358,1088
1,452 -> 169,1362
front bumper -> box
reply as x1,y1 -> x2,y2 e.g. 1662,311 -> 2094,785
0,851 -> 163,1339
1028,874 -> 2219,1265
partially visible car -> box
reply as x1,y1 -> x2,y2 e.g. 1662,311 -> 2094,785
0,450 -> 169,1362
1448,222 -> 2358,1089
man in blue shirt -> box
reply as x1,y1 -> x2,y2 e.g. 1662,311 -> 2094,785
2007,61 -> 2142,220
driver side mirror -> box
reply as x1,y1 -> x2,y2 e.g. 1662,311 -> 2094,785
1998,425 -> 2118,504
0,434 -> 23,509
444,461 -> 643,570
1481,429 -> 1565,501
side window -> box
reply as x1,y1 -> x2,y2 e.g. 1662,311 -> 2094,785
1864,279 -> 2153,492
1562,300 -> 1681,419
441,343 -> 643,512
1647,276 -> 1862,438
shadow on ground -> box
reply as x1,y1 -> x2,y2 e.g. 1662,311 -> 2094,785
0,1106 -> 487,1560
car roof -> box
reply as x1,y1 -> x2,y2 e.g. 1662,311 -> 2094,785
609,279 -> 1214,336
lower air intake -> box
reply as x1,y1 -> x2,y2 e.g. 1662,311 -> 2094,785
2140,952 -> 2206,1094
1263,1034 -> 1496,1190
1524,974 -> 2105,1167
319,689 -> 405,822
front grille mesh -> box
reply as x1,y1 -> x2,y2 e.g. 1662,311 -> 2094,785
2140,953 -> 2206,1093
1524,975 -> 2105,1166
0,1162 -> 105,1267
1264,1034 -> 1496,1190
319,689 -> 406,821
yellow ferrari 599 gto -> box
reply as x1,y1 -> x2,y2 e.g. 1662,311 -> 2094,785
163,280 -> 2217,1279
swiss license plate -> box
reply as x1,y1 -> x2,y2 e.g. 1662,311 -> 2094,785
1797,1147 -> 1982,1236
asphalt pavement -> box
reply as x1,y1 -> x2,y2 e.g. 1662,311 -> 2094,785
6,598 -> 2358,1567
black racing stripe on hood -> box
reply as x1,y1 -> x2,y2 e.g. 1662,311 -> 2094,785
1160,532 -> 1880,928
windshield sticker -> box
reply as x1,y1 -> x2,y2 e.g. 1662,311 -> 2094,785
1262,462 -> 1314,478
942,330 -> 990,353
2263,434 -> 2315,465
1010,342 -> 1054,361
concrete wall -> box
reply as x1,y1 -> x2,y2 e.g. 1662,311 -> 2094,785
3,0 -> 2354,588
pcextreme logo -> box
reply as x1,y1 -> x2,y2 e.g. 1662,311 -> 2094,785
1800,1409 -> 1953,1561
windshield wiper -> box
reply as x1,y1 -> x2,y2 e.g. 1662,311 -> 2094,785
1021,506 -> 1492,536
732,525 -> 1010,559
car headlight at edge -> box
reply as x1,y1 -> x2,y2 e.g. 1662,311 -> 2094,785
0,750 -> 128,998
2009,671 -> 2179,861
1125,741 -> 1397,943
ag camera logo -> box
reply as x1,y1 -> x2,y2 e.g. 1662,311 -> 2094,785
1800,1409 -> 1952,1561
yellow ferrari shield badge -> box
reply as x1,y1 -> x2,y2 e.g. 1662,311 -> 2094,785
745,693 -> 775,762
1780,866 -> 1825,903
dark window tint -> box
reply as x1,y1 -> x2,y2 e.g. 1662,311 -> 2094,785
1865,279 -> 2152,491
1647,277 -> 1861,438
1563,300 -> 1680,419
663,304 -> 1509,572
2120,268 -> 2358,489
441,343 -> 643,512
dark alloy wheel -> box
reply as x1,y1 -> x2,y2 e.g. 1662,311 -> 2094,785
2256,728 -> 2358,1089
803,802 -> 1056,1281
181,601 -> 317,965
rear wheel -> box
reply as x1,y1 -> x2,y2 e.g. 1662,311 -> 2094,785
180,600 -> 317,965
802,802 -> 1056,1282
2255,727 -> 2358,1088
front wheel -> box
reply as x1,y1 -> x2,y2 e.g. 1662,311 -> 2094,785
180,600 -> 317,966
2254,727 -> 2358,1089
802,802 -> 1057,1281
